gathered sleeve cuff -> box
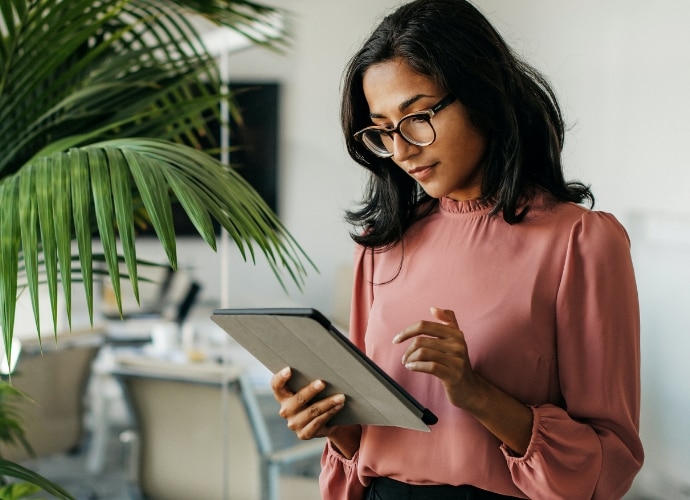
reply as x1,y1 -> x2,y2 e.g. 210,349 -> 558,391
319,439 -> 366,500
502,405 -> 602,498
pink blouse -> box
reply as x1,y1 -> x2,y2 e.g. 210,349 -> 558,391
320,194 -> 644,499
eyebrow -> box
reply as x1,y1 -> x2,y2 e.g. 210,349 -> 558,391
369,94 -> 431,120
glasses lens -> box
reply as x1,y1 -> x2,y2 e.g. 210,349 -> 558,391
356,112 -> 437,157
399,114 -> 435,146
361,130 -> 394,157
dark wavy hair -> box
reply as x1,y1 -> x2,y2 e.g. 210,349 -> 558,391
342,0 -> 593,249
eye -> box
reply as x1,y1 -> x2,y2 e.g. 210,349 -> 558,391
369,121 -> 393,131
407,113 -> 429,124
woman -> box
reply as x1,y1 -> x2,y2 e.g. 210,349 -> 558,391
271,1 -> 644,498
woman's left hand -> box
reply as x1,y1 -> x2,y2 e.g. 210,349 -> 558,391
392,307 -> 482,410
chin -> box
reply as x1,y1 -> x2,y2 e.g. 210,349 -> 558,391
418,184 -> 445,199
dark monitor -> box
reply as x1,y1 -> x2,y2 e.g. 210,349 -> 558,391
139,81 -> 280,237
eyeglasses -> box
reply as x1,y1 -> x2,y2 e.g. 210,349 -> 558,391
354,94 -> 456,158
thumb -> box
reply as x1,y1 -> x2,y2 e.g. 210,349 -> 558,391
430,307 -> 459,328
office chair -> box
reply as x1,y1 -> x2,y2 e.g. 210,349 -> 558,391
0,328 -> 105,461
114,361 -> 324,500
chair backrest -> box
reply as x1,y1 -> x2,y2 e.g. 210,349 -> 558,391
0,328 -> 104,461
116,357 -> 323,500
118,369 -> 261,500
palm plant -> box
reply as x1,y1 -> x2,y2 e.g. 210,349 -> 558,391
0,0 -> 312,495
0,379 -> 74,498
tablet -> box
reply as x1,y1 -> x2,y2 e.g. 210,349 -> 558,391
211,307 -> 437,431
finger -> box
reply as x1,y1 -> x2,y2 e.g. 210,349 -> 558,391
404,358 -> 456,377
403,336 -> 464,362
289,395 -> 346,440
403,344 -> 470,379
393,319 -> 455,344
279,379 -> 329,418
271,367 -> 295,401
430,307 -> 459,329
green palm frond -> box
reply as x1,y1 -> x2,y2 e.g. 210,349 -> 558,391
0,379 -> 33,456
0,458 -> 73,499
0,381 -> 70,498
0,1 -> 306,495
3,138 -> 311,349
166,0 -> 293,51
0,0 -> 312,358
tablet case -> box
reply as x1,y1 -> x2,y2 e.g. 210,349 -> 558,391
211,307 -> 437,431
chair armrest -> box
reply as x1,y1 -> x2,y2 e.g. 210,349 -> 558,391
267,438 -> 326,466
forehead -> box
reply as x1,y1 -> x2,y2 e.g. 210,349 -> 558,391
362,58 -> 441,113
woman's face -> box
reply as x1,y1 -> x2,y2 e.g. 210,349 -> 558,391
361,58 -> 487,201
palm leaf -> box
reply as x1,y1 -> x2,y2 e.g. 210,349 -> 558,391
1,1 -> 305,496
0,459 -> 73,499
0,176 -> 20,365
0,138 -> 315,345
0,380 -> 33,458
0,0 -> 223,176
165,0 -> 292,51
0,381 -> 70,497
1,0 -> 313,356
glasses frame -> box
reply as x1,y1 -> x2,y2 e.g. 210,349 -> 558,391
354,94 -> 456,158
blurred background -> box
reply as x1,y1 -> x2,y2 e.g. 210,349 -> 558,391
9,1 -> 688,498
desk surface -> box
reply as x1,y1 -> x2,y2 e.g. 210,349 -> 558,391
111,352 -> 245,385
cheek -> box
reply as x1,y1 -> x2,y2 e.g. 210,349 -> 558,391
468,131 -> 488,165
461,123 -> 487,164
444,107 -> 488,162
440,124 -> 487,167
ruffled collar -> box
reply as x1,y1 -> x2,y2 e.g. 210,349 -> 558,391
439,196 -> 494,214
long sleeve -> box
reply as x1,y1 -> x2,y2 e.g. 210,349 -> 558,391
505,212 -> 644,499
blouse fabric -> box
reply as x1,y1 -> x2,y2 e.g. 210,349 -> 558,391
320,194 -> 644,499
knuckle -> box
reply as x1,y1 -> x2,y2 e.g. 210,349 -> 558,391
409,338 -> 426,353
294,392 -> 307,406
419,346 -> 434,357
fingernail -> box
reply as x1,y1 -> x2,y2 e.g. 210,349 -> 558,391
280,367 -> 290,377
313,380 -> 325,390
333,394 -> 345,404
392,333 -> 400,343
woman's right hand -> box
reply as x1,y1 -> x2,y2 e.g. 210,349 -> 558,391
271,367 -> 361,458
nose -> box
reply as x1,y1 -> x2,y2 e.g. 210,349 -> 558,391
391,133 -> 419,162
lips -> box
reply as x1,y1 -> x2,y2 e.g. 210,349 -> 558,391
408,163 -> 435,181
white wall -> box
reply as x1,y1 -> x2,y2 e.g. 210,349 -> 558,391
194,0 -> 690,308
119,1 -> 689,496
